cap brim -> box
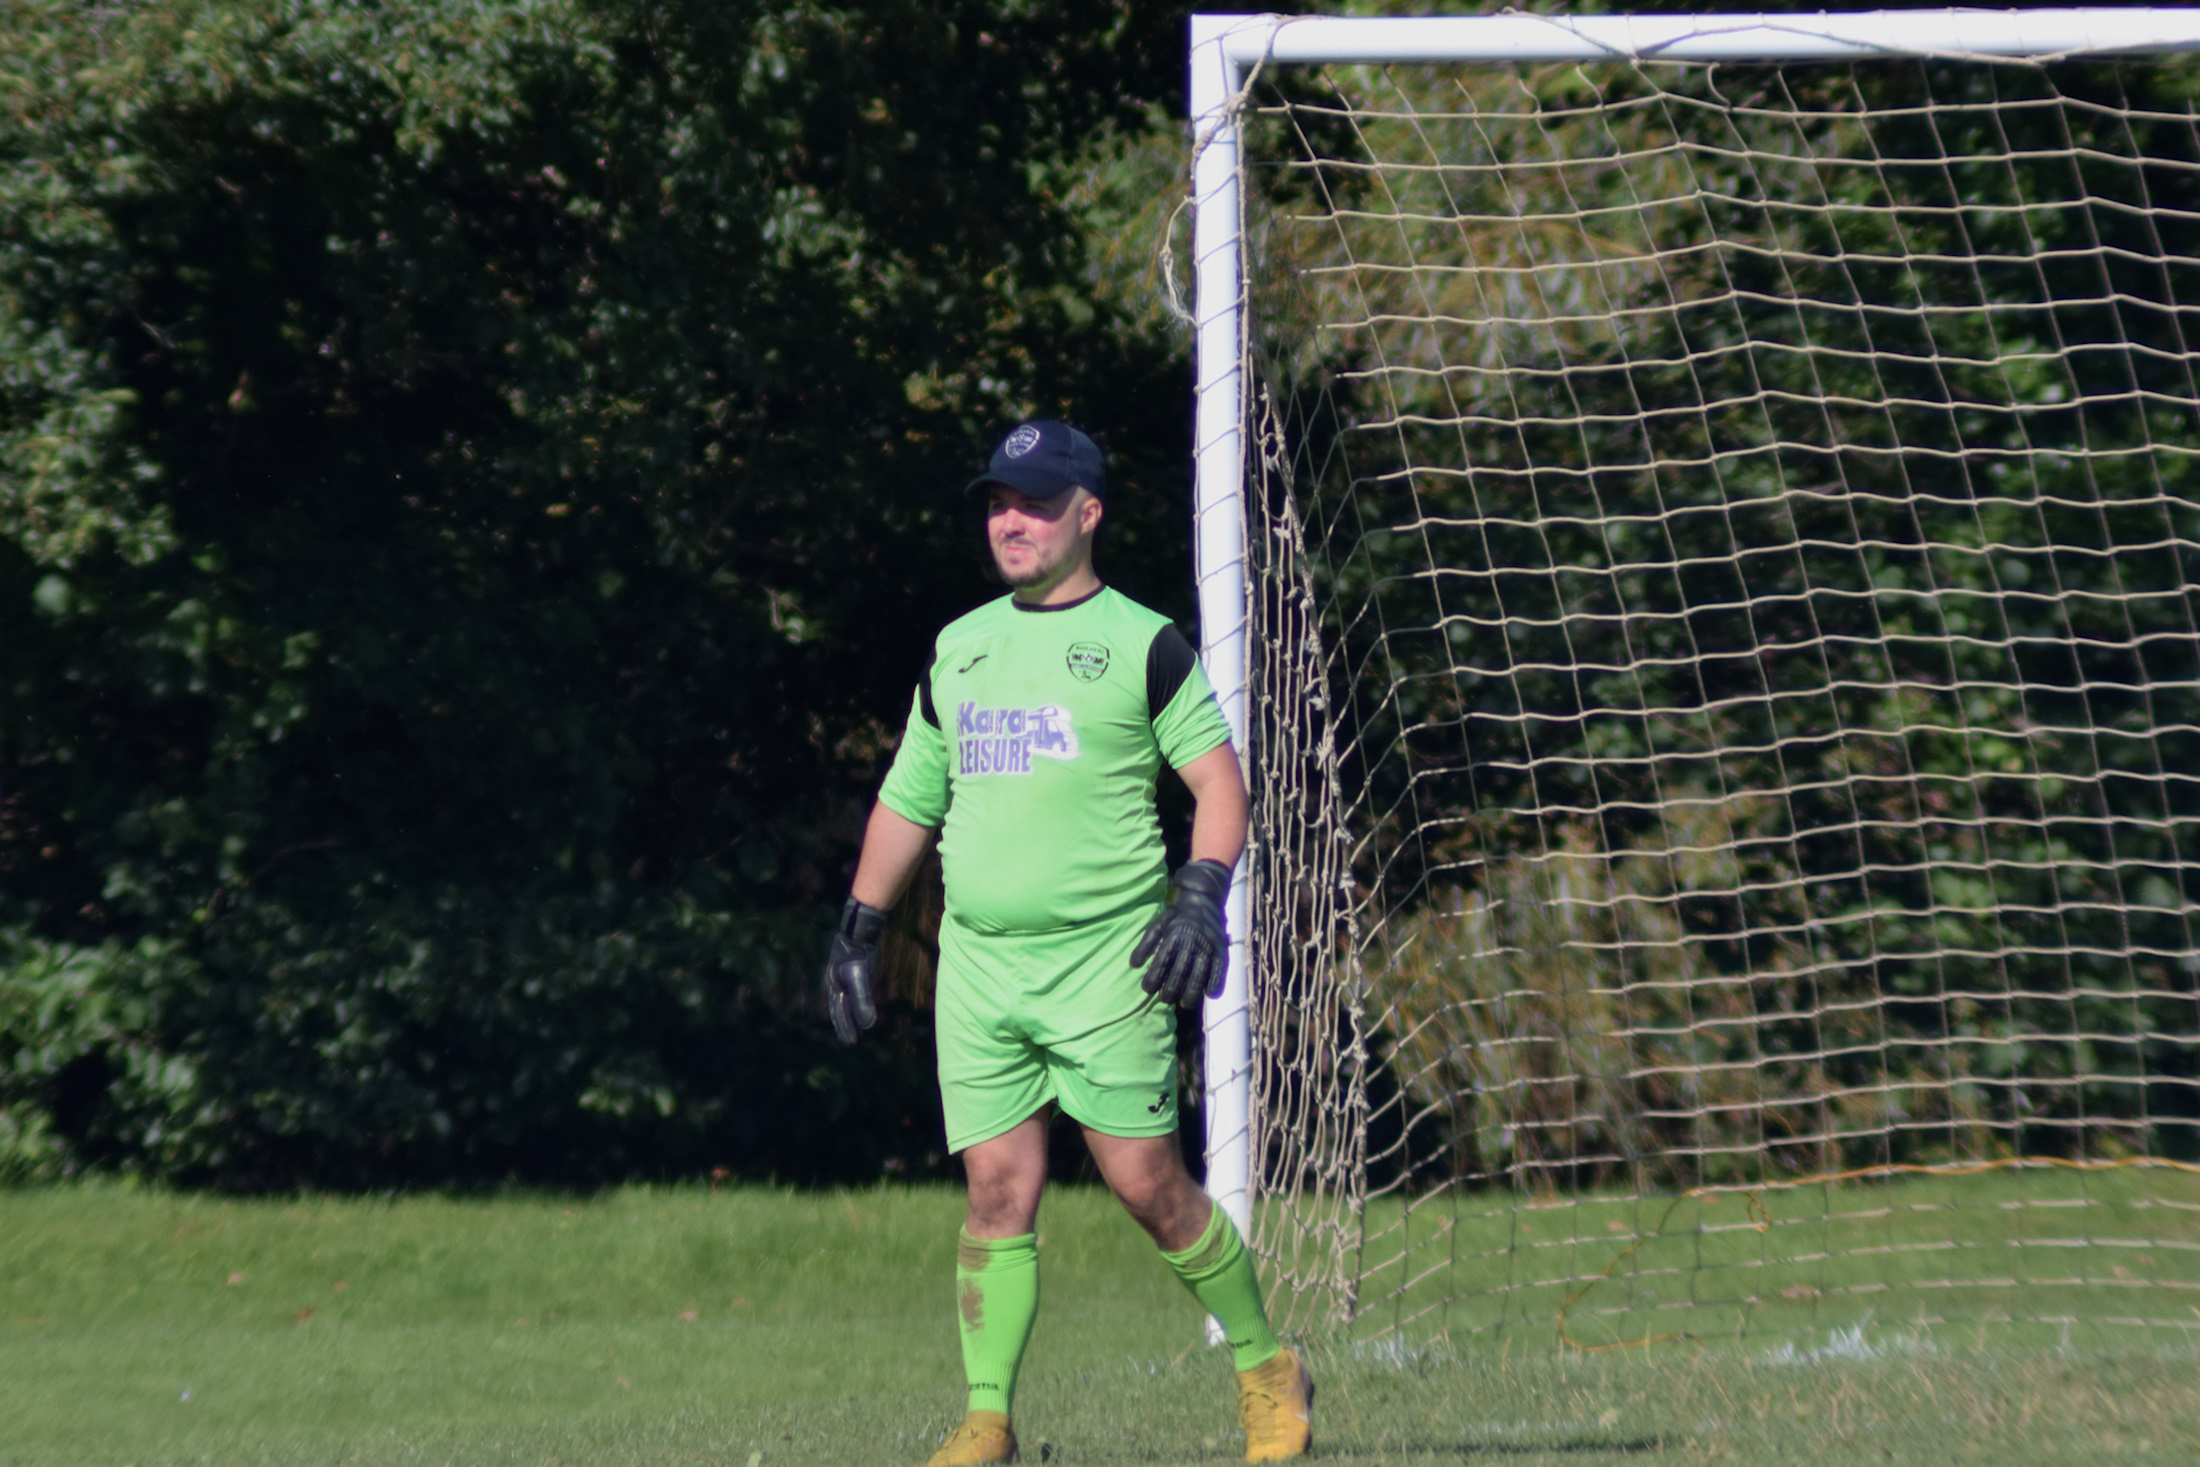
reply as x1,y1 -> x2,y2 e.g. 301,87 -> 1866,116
965,465 -> 1087,499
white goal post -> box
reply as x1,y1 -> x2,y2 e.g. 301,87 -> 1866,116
1191,8 -> 2200,1343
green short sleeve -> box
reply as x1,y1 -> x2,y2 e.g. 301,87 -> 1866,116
1153,658 -> 1232,770
878,682 -> 949,827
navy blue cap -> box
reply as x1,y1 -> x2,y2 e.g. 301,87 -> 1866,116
966,420 -> 1107,503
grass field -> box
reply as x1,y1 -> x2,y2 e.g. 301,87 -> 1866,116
3,1182 -> 2197,1465
1335,1162 -> 2200,1353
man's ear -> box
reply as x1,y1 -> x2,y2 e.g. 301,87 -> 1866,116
1081,491 -> 1105,536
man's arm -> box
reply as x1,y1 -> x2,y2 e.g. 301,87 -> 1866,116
831,668 -> 946,1045
851,800 -> 937,910
825,802 -> 935,1046
1176,740 -> 1247,872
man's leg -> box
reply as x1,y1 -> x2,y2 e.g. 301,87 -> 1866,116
1082,1128 -> 1278,1365
933,909 -> 1060,1465
1084,1128 -> 1310,1463
1033,908 -> 1305,1459
928,1113 -> 1048,1467
964,1110 -> 1049,1240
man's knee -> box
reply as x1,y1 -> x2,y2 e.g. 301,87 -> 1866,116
966,1172 -> 1039,1233
1108,1164 -> 1173,1220
1087,1132 -> 1207,1245
962,1117 -> 1048,1236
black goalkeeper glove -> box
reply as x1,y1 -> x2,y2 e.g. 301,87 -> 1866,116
1130,859 -> 1233,1010
824,897 -> 889,1045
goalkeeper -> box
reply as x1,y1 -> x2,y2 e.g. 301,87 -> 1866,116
825,420 -> 1310,1466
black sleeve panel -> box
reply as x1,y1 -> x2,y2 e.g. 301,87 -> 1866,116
1146,624 -> 1199,723
918,675 -> 938,729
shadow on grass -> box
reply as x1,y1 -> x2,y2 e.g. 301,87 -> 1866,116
1068,1440 -> 1668,1462
1223,1442 -> 1663,1460
1461,1442 -> 1665,1457
1328,1440 -> 1667,1459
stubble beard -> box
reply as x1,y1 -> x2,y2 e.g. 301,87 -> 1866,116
994,537 -> 1067,591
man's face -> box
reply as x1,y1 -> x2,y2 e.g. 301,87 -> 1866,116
987,484 -> 1098,591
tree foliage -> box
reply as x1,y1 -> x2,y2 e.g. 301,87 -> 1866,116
0,0 -> 1195,1185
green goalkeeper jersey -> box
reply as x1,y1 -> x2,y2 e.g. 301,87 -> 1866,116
877,586 -> 1232,935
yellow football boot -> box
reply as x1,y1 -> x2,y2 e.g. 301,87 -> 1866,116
925,1410 -> 1018,1466
1237,1346 -> 1314,1461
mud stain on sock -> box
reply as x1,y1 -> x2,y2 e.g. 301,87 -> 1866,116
958,1276 -> 985,1329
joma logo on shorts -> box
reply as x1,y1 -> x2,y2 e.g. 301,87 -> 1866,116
956,701 -> 1080,775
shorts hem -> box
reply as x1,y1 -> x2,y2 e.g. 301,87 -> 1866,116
1057,1108 -> 1180,1141
945,1104 -> 1052,1156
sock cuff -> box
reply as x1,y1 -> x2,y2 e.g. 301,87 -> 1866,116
1161,1203 -> 1241,1278
957,1227 -> 1038,1271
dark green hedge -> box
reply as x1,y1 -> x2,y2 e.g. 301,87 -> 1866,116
0,0 -> 1194,1186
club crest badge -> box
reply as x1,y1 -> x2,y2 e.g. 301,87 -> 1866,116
1004,425 -> 1043,458
1066,641 -> 1110,682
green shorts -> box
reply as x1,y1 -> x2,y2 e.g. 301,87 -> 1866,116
935,902 -> 1178,1153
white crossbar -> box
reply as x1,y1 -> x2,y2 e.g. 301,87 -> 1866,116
1201,9 -> 2200,69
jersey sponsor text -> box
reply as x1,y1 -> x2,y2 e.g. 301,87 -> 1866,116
957,701 -> 1080,775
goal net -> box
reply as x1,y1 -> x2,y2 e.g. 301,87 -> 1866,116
1191,12 -> 2200,1354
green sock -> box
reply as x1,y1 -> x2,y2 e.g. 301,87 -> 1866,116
954,1228 -> 1039,1418
1161,1205 -> 1281,1372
